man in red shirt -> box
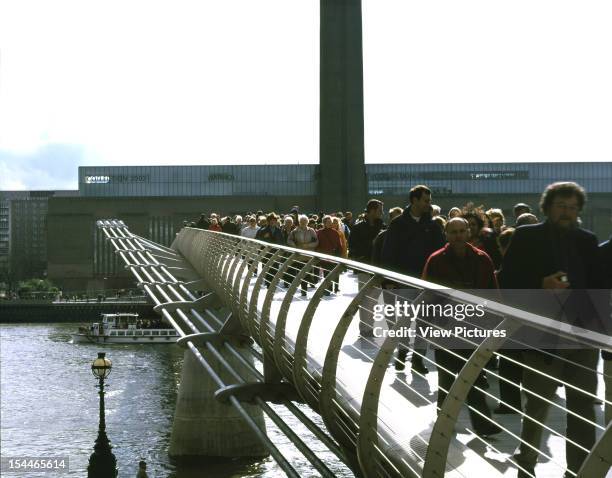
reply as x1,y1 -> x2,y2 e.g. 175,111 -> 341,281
316,215 -> 342,295
422,217 -> 500,437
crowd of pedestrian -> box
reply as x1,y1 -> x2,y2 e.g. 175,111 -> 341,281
183,181 -> 611,477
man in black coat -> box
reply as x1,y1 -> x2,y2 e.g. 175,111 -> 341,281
381,185 -> 445,278
600,234 -> 612,289
195,213 -> 210,230
380,185 -> 446,373
498,182 -> 606,477
255,213 -> 286,288
371,207 -> 403,267
221,217 -> 239,235
348,199 -> 384,337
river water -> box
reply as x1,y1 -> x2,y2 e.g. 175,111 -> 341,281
0,323 -> 353,478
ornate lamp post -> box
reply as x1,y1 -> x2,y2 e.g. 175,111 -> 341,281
87,352 -> 118,478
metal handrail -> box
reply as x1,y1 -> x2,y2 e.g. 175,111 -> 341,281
167,226 -> 612,350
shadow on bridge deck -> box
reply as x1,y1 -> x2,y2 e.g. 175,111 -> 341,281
248,268 -> 608,478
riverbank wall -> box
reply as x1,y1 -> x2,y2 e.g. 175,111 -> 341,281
0,301 -> 154,322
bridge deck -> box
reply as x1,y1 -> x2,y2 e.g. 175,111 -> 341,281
243,267 -> 608,478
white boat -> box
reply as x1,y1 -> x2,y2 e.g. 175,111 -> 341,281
72,313 -> 178,344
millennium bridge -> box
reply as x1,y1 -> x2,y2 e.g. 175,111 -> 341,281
97,220 -> 611,478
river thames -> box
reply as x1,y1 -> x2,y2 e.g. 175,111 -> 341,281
0,322 -> 352,477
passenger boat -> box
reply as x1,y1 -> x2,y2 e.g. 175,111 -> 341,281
71,313 -> 178,344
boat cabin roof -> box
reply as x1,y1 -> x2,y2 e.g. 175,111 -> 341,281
101,313 -> 139,323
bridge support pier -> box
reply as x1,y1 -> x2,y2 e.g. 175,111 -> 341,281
169,346 -> 268,459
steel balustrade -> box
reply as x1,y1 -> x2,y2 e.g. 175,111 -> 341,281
96,220 -> 612,478
99,221 -> 347,477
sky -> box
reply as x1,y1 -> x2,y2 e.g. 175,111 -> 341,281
0,1 -> 611,190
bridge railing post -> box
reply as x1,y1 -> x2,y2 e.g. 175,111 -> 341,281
319,272 -> 383,471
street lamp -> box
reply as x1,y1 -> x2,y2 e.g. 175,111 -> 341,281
87,352 -> 118,478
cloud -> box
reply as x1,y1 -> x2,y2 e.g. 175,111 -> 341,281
0,2 -> 319,169
0,144 -> 86,190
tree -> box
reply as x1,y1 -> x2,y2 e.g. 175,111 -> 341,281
17,278 -> 59,298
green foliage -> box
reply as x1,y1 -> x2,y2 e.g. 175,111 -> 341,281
17,278 -> 59,296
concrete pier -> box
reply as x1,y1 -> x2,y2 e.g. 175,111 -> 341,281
169,347 -> 268,459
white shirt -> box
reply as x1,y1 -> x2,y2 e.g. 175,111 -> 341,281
241,226 -> 259,239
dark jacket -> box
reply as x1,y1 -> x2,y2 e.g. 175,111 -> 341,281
222,221 -> 239,235
498,221 -> 608,343
195,216 -> 210,230
380,206 -> 446,277
599,236 -> 612,359
371,229 -> 387,267
348,218 -> 385,265
600,236 -> 612,289
475,228 -> 502,269
498,221 -> 603,290
255,226 -> 285,245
